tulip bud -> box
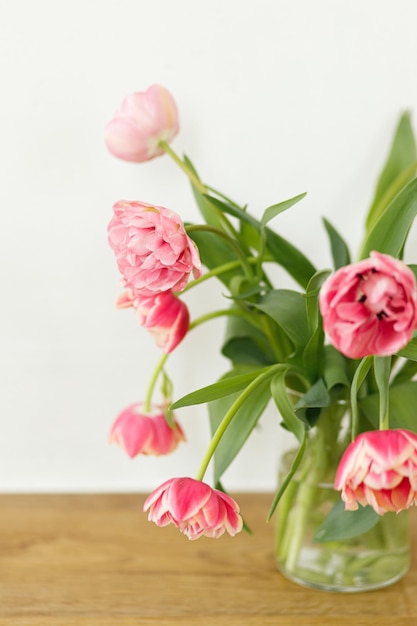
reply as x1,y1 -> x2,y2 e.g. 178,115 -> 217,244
104,84 -> 179,162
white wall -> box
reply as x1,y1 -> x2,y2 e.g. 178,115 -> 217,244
1,0 -> 417,492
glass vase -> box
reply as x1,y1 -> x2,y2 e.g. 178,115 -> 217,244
275,406 -> 411,592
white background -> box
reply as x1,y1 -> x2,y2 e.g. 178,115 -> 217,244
1,0 -> 417,492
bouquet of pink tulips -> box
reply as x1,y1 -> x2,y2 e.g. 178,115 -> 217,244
105,84 -> 417,543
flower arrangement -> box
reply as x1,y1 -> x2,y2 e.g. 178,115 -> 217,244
105,85 -> 417,557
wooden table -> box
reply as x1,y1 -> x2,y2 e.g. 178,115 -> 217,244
0,493 -> 416,625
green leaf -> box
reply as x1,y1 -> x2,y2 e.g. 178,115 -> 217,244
359,381 -> 417,431
221,314 -> 280,365
366,112 -> 417,232
202,195 -> 316,288
240,220 -> 261,251
258,193 -> 307,280
359,176 -> 417,259
160,369 -> 173,403
253,289 -> 310,347
373,355 -> 391,429
187,228 -> 240,288
304,269 -> 332,331
314,498 -> 380,543
352,356 -> 373,392
302,326 -> 324,380
223,337 -> 274,366
408,264 -> 417,282
227,277 -> 263,300
322,345 -> 350,389
267,431 -> 307,521
322,217 -> 351,269
270,371 -> 306,443
264,227 -> 316,288
184,155 -> 227,231
261,193 -> 307,228
302,270 -> 331,377
209,374 -> 272,482
397,336 -> 417,361
294,379 -> 330,426
350,357 -> 373,437
392,358 -> 417,385
170,367 -> 269,409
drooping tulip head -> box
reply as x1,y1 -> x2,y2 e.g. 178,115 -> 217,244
143,477 -> 243,539
335,429 -> 417,515
109,402 -> 185,457
104,84 -> 179,162
135,291 -> 189,353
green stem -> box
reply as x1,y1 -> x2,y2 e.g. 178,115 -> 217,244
195,364 -> 282,481
143,308 -> 258,412
160,142 -> 242,242
268,432 -> 307,522
159,140 -> 205,194
189,308 -> 252,331
158,142 -> 274,291
142,303 -> 264,414
180,258 -> 256,293
181,256 -> 273,294
143,353 -> 169,413
350,357 -> 372,440
374,355 -> 391,430
278,410 -> 341,572
284,472 -> 319,572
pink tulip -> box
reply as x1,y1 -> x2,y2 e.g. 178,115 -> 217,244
135,291 -> 189,353
104,84 -> 179,162
143,477 -> 243,539
115,289 -> 189,352
108,200 -> 201,296
335,429 -> 417,515
319,251 -> 417,359
109,403 -> 185,457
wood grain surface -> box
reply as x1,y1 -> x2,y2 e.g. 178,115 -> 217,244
0,493 -> 415,625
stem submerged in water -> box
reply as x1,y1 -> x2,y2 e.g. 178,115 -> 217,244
275,403 -> 411,591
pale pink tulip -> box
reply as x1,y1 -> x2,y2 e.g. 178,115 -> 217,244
143,477 -> 243,539
319,251 -> 417,359
109,403 -> 185,457
108,200 -> 201,295
335,429 -> 417,515
104,84 -> 179,162
135,291 -> 189,353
